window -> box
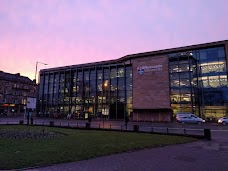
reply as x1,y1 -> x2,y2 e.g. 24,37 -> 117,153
208,76 -> 220,88
200,50 -> 207,60
200,61 -> 226,75
220,75 -> 227,86
178,64 -> 189,72
117,68 -> 124,77
110,68 -> 117,79
97,70 -> 102,80
170,64 -> 179,73
207,48 -> 218,60
218,48 -> 225,58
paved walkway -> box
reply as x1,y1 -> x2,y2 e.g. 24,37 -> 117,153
23,131 -> 228,171
1,117 -> 228,171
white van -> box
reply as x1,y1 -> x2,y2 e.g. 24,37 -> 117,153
176,113 -> 205,124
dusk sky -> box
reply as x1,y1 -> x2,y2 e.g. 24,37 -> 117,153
0,0 -> 228,80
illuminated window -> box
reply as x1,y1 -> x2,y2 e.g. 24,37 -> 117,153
208,76 -> 220,87
220,75 -> 227,86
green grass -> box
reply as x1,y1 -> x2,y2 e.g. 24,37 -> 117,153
0,125 -> 196,169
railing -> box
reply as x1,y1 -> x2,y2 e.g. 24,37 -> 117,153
0,120 -> 211,140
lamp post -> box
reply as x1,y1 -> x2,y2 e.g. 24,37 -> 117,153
34,61 -> 48,119
35,61 -> 48,84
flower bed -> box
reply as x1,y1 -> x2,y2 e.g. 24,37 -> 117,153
0,129 -> 65,139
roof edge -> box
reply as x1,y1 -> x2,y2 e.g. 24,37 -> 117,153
41,39 -> 228,72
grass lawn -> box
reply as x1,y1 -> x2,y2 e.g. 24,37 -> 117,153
0,125 -> 196,169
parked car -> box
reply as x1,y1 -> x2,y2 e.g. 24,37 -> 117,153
218,117 -> 228,125
176,113 -> 205,124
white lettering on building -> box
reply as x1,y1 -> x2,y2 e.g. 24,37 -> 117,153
137,65 -> 163,74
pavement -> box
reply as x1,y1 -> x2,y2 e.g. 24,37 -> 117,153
1,117 -> 228,171
23,131 -> 228,171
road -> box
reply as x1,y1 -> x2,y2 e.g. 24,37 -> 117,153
0,116 -> 227,132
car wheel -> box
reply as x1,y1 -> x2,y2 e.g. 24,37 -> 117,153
197,121 -> 202,125
181,121 -> 185,124
222,121 -> 227,125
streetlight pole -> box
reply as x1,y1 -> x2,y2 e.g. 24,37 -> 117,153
34,61 -> 48,119
35,61 -> 48,84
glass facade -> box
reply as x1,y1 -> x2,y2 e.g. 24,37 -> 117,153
169,45 -> 228,120
38,61 -> 132,120
38,42 -> 228,121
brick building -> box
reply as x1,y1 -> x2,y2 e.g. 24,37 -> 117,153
38,40 -> 228,122
0,71 -> 36,116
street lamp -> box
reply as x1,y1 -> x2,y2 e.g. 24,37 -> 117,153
33,61 -> 48,120
35,61 -> 48,84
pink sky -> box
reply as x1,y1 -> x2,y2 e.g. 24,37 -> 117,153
0,0 -> 228,80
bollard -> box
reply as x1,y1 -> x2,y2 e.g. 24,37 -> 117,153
133,125 -> 139,132
50,121 -> 54,127
31,118 -> 33,125
19,120 -> 24,125
86,122 -> 90,129
204,129 -> 211,140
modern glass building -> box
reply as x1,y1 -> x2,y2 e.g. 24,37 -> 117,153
169,45 -> 227,121
38,40 -> 228,122
38,60 -> 132,120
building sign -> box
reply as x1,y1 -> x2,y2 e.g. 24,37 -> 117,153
26,97 -> 36,109
137,65 -> 163,74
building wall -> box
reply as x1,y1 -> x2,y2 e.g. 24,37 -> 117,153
0,73 -> 36,116
133,109 -> 172,122
132,55 -> 171,109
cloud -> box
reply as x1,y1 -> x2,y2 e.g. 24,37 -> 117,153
0,0 -> 227,80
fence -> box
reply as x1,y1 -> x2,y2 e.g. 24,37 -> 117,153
0,119 -> 211,140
